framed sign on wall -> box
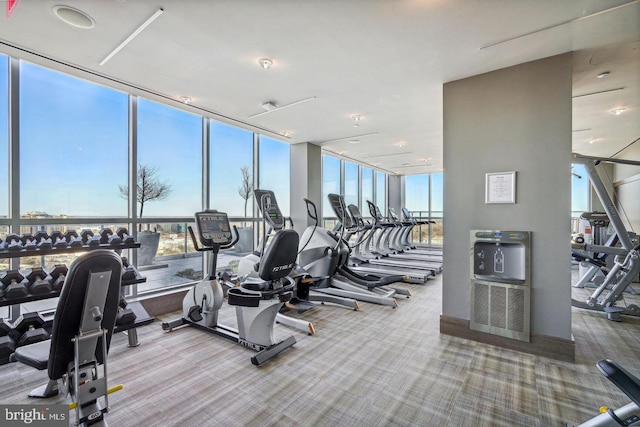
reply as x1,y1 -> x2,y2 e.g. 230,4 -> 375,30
485,171 -> 516,204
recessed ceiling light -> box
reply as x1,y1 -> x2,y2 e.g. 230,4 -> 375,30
53,5 -> 95,29
596,71 -> 610,79
258,58 -> 273,69
180,96 -> 192,104
395,141 -> 406,147
348,139 -> 360,144
610,107 -> 627,115
282,131 -> 292,137
588,138 -> 600,144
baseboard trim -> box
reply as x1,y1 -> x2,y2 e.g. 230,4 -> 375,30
440,315 -> 575,362
139,290 -> 188,318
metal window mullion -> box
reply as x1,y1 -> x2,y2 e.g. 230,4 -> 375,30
202,118 -> 210,210
7,57 -> 20,319
8,57 -> 19,233
358,165 -> 362,212
253,133 -> 259,242
428,174 -> 432,245
128,95 -> 138,296
340,159 -> 345,198
201,117 -> 210,276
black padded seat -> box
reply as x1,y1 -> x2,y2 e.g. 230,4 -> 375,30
13,249 -> 122,386
12,340 -> 49,370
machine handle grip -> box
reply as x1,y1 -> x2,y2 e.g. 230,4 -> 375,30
220,225 -> 239,250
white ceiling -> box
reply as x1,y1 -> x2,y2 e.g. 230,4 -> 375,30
0,0 -> 638,175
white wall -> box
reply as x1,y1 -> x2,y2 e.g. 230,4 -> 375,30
442,54 -> 573,340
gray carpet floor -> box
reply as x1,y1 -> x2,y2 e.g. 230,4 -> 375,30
1,272 -> 639,426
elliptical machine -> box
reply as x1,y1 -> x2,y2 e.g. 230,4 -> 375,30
162,209 -> 297,366
237,189 -> 359,314
297,196 -> 411,308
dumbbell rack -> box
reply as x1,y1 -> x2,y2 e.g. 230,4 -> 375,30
0,240 -> 154,353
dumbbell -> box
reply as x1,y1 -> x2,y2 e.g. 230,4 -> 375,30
34,231 -> 52,250
0,318 -> 12,336
0,319 -> 16,362
120,257 -> 138,282
49,231 -> 68,249
81,229 -> 101,247
116,227 -> 135,245
116,297 -> 137,326
100,228 -> 121,246
49,264 -> 68,292
25,267 -> 52,295
10,312 -> 49,347
0,270 -> 28,299
64,230 -> 84,247
21,234 -> 38,251
5,233 -> 23,252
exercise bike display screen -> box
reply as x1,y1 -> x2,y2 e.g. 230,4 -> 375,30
195,211 -> 232,246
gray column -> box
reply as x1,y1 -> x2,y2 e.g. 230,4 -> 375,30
290,143 -> 322,235
442,53 -> 573,340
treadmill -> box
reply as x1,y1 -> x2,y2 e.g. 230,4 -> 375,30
401,207 -> 443,254
326,194 -> 433,283
364,200 -> 443,273
387,207 -> 443,263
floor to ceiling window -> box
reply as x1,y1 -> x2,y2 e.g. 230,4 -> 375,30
322,155 -> 341,225
405,173 -> 444,245
361,167 -> 373,214
405,174 -> 429,214
259,135 -> 290,216
210,121 -> 254,217
344,161 -> 359,208
210,121 -> 255,256
136,98 -> 202,218
0,55 -> 292,297
20,62 -> 128,217
375,170 -> 387,215
134,98 -> 204,291
571,163 -> 589,217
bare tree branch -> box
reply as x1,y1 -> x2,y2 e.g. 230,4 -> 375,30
238,165 -> 253,219
118,163 -> 172,222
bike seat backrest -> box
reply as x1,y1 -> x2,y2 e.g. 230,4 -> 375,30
597,359 -> 640,408
49,250 -> 122,380
258,229 -> 299,282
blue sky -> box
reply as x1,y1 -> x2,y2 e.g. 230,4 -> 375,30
4,60 -> 291,218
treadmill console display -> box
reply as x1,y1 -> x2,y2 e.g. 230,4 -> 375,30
194,211 -> 232,246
